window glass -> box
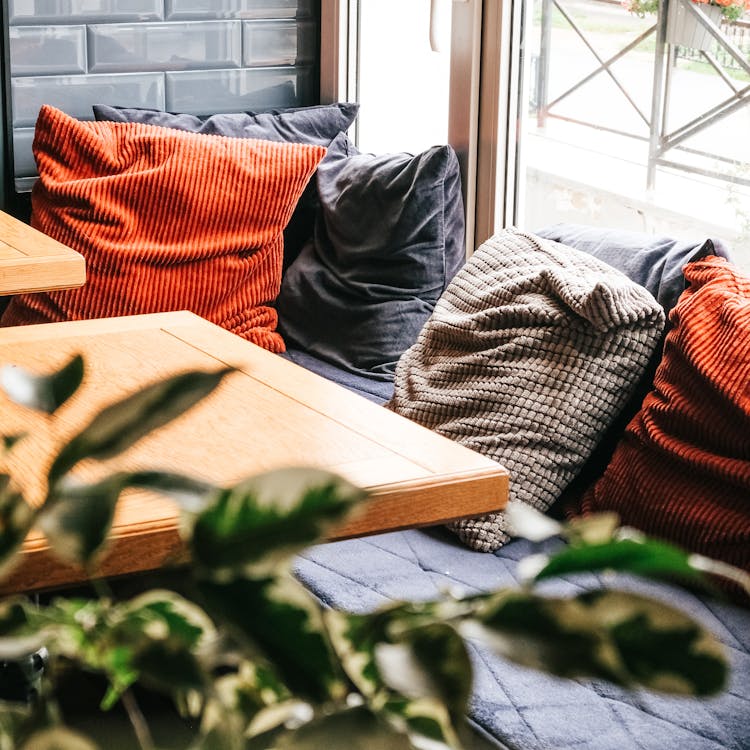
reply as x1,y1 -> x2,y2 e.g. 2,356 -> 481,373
517,0 -> 750,272
356,0 -> 451,154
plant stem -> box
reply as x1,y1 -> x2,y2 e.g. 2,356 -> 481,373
122,689 -> 156,750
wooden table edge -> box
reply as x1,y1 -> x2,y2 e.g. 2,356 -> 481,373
0,311 -> 510,595
1,467 -> 508,596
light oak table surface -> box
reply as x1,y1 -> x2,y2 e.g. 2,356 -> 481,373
0,210 -> 86,295
0,312 -> 508,593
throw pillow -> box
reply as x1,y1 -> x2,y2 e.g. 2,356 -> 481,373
275,131 -> 465,379
0,105 -> 325,351
534,223 -> 733,512
578,256 -> 750,581
93,102 -> 360,268
387,228 -> 666,552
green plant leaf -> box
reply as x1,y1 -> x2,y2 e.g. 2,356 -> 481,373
126,470 -> 219,513
325,610 -> 380,699
325,609 -> 466,748
464,588 -> 728,696
563,513 -> 620,546
40,470 -> 221,567
2,434 -> 27,453
1,355 -> 84,415
687,554 -> 750,597
581,590 -> 727,696
0,704 -> 34,750
196,663 -> 295,750
0,482 -> 36,578
48,367 -> 233,484
38,474 -> 131,565
99,646 -> 139,710
380,696 -> 457,749
534,538 -> 708,587
132,639 -> 206,695
271,706 -> 415,750
115,590 -> 214,647
20,728 -> 99,750
0,598 -> 32,636
190,468 -> 366,576
0,599 -> 44,659
203,662 -> 293,739
197,574 -> 345,703
104,590 -> 214,703
24,597 -> 112,666
385,623 -> 472,721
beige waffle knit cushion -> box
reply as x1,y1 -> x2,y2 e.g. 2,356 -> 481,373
387,228 -> 666,552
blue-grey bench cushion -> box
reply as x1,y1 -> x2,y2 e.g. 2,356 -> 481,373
535,223 -> 731,315
295,531 -> 750,750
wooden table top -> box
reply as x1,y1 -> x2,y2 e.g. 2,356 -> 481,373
0,210 -> 86,296
0,312 -> 508,593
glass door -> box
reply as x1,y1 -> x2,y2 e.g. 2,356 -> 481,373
507,0 -> 750,271
321,0 -> 485,254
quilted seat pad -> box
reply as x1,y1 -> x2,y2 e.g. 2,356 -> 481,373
295,531 -> 750,750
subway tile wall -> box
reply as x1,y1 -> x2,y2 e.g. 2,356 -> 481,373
7,0 -> 319,190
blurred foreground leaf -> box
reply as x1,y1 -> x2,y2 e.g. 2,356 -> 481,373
465,589 -> 727,696
39,470 -> 220,567
0,355 -> 83,415
190,468 -> 366,576
48,368 -> 233,484
0,482 -> 35,578
272,706 -> 415,750
198,574 -> 344,704
39,474 -> 131,565
21,728 -> 99,750
534,538 -> 705,586
327,607 -> 469,749
105,590 -> 213,704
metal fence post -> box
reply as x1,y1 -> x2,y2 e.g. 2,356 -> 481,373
536,0 -> 552,127
647,0 -> 670,189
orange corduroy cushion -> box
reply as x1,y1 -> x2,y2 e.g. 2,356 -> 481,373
1,105 -> 326,352
579,256 -> 750,578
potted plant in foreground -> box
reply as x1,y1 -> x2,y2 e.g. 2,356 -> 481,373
0,357 -> 747,750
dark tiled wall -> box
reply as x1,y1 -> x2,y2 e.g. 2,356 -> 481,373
7,0 -> 319,191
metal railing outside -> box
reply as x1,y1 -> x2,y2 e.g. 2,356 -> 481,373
533,0 -> 750,188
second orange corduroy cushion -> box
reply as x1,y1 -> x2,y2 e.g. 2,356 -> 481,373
579,256 -> 750,578
1,105 -> 326,352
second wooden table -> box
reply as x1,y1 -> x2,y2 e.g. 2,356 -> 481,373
0,210 -> 85,296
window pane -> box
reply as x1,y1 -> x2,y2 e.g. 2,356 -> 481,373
518,0 -> 750,273
356,0 -> 451,153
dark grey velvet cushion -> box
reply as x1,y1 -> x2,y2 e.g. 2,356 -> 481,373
92,101 -> 359,143
276,132 -> 465,379
535,223 -> 731,314
92,102 -> 360,268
